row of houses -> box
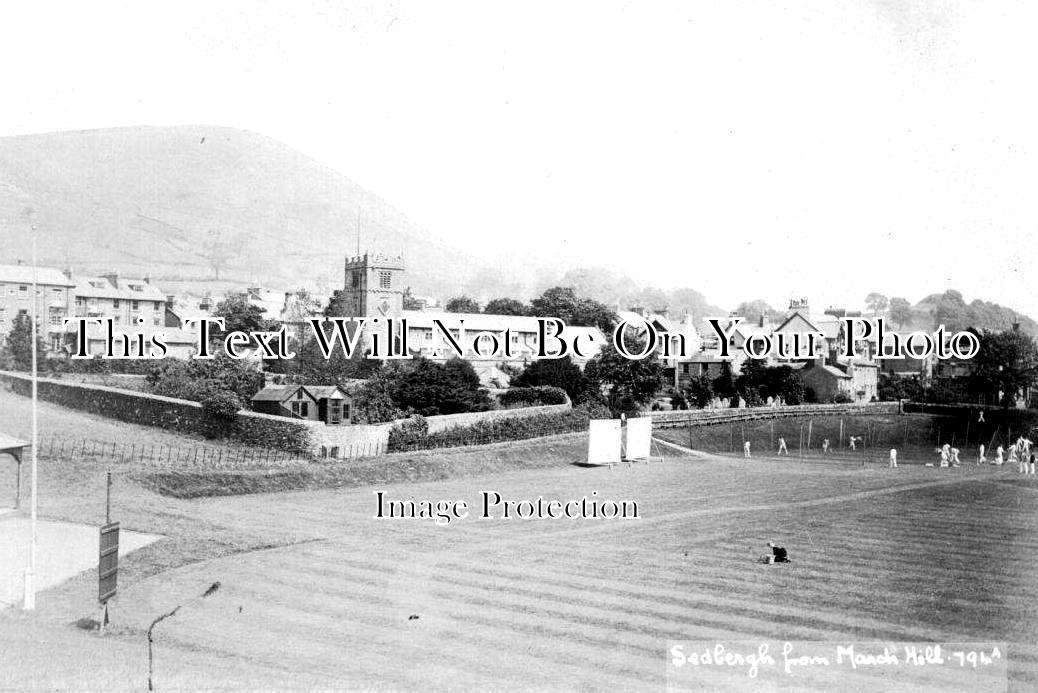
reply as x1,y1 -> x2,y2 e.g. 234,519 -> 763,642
2,256 -> 908,423
673,300 -> 881,403
0,264 -> 170,352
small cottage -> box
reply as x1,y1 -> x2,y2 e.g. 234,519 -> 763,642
251,384 -> 354,425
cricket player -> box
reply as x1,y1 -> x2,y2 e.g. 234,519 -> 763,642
743,440 -> 751,458
889,448 -> 897,468
777,437 -> 788,455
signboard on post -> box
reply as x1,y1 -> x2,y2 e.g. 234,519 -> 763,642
98,521 -> 120,604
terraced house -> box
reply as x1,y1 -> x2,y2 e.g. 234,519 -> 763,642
0,262 -> 74,352
73,272 -> 167,326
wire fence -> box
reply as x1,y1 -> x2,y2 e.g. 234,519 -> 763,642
665,413 -> 1033,466
29,434 -> 385,468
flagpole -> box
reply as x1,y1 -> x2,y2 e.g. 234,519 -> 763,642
23,218 -> 39,611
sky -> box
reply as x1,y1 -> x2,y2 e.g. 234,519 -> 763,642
1,0 -> 1035,315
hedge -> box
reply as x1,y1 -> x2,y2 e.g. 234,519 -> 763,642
498,386 -> 569,408
0,371 -> 315,452
388,402 -> 610,452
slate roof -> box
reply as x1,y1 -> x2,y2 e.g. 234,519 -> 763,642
0,264 -> 74,287
75,276 -> 166,302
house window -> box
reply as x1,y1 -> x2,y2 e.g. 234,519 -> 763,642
291,401 -> 309,417
343,403 -> 351,422
153,301 -> 160,310
131,300 -> 139,310
329,401 -> 343,425
113,299 -> 120,308
18,285 -> 28,297
379,271 -> 391,289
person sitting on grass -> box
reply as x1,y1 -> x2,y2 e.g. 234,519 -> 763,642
761,541 -> 789,564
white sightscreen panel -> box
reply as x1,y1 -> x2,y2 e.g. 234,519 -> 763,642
587,419 -> 622,465
625,417 -> 653,460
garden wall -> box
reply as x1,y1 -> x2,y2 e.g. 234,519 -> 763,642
0,371 -> 575,457
0,370 -> 321,452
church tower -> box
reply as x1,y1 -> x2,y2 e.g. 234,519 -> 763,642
336,252 -> 405,318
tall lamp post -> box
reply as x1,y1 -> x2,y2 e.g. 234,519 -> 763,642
23,211 -> 39,611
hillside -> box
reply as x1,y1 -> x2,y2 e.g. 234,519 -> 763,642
0,126 -> 477,297
911,290 -> 1038,336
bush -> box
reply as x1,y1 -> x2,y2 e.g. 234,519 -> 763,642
389,357 -> 493,416
146,355 -> 264,404
387,403 -> 604,452
387,415 -> 430,450
200,391 -> 243,437
499,386 -> 569,408
511,356 -> 595,402
202,391 -> 243,419
832,392 -> 853,404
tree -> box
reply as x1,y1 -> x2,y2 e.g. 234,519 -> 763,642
734,359 -> 803,405
584,334 -> 664,414
930,290 -> 969,332
888,297 -> 912,328
865,293 -> 888,317
3,313 -> 45,371
212,292 -> 279,343
877,373 -> 925,402
324,290 -> 352,318
734,300 -> 780,323
352,367 -> 404,423
967,327 -> 1038,407
275,331 -> 377,386
388,356 -> 492,416
712,361 -> 737,401
511,356 -> 595,402
445,296 -> 480,313
145,355 -> 265,404
735,356 -> 768,394
770,366 -> 805,405
529,286 -> 617,333
483,297 -> 528,316
683,374 -> 714,408
402,287 -> 424,311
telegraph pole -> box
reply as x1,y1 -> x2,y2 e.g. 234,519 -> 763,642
23,214 -> 39,610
